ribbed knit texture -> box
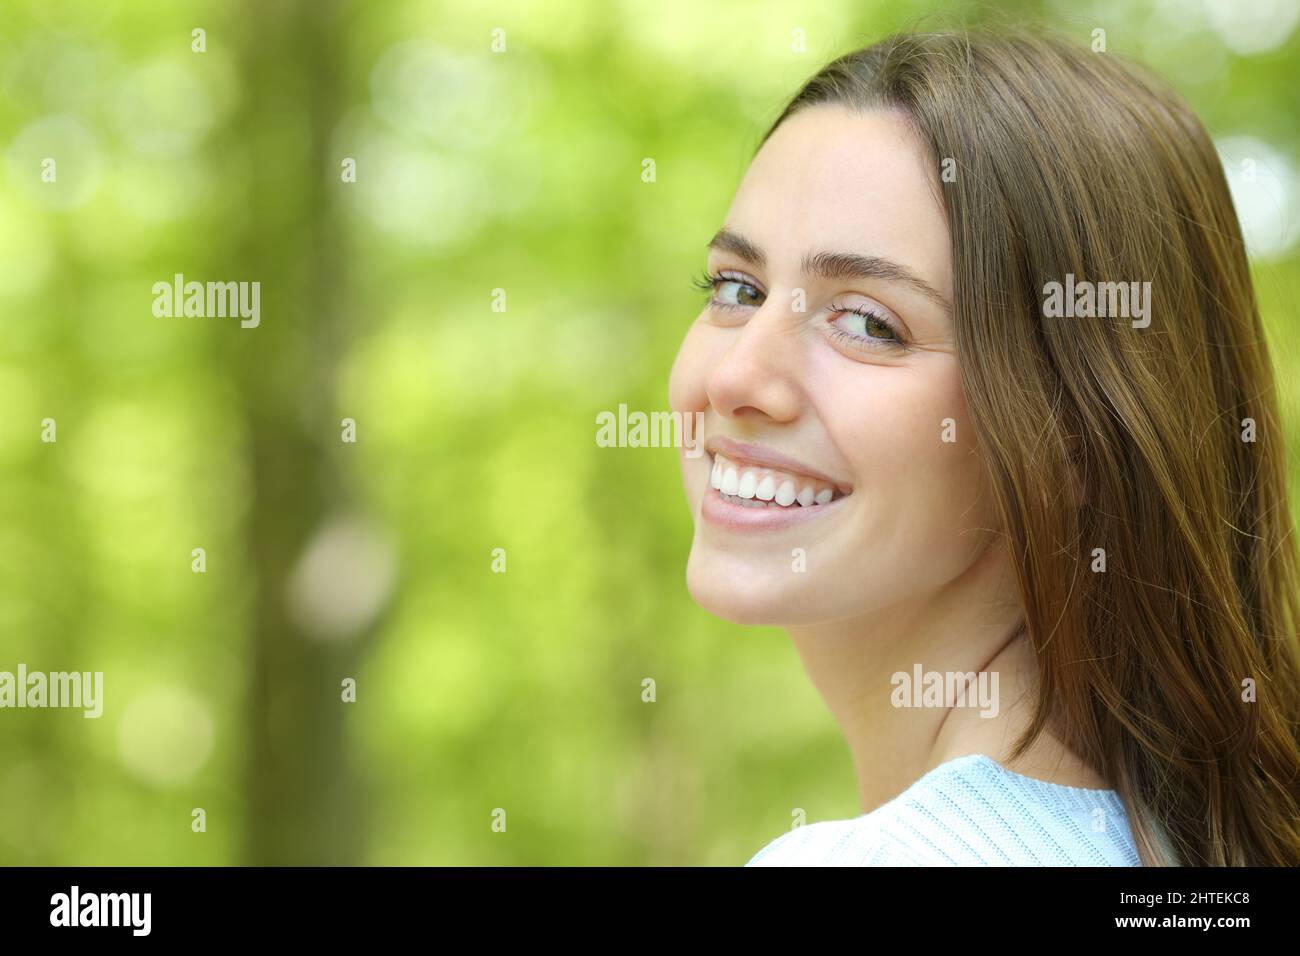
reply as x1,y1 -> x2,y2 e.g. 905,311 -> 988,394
745,754 -> 1143,866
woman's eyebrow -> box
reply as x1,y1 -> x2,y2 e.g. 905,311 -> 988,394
707,227 -> 951,312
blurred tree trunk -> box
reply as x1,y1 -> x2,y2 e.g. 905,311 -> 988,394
227,0 -> 365,865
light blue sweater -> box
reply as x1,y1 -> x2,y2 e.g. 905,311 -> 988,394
745,753 -> 1145,866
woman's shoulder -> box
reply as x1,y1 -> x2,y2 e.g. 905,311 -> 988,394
744,753 -> 1143,866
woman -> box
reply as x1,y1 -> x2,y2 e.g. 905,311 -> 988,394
669,29 -> 1300,866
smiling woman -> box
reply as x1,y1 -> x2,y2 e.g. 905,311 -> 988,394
669,29 -> 1300,867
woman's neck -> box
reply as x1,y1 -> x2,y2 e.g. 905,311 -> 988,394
786,546 -> 1107,813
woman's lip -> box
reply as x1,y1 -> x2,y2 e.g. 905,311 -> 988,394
700,484 -> 850,531
704,437 -> 852,494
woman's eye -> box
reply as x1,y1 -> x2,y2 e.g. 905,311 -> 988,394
835,308 -> 898,342
715,279 -> 765,308
827,305 -> 911,353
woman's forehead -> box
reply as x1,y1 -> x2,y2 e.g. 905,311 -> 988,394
723,105 -> 953,304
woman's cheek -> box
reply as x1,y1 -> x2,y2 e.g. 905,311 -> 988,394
832,361 -> 978,519
668,320 -> 714,416
669,322 -> 718,507
893,372 -> 989,556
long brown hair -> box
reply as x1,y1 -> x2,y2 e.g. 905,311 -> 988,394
763,29 -> 1300,865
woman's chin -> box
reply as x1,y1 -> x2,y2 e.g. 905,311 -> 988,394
685,551 -> 809,627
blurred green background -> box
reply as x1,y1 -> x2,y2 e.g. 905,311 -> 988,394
1,0 -> 1298,865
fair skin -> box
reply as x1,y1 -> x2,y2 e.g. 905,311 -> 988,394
669,104 -> 1108,813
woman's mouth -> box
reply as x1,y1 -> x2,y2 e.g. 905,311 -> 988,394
710,452 -> 847,507
701,452 -> 852,530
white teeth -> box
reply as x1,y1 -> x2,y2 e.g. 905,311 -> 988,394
711,453 -> 847,509
775,480 -> 797,506
737,471 -> 758,499
721,493 -> 771,508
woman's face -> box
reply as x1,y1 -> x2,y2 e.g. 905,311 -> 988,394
669,104 -> 1000,627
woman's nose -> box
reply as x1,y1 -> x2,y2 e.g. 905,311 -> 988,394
704,301 -> 803,425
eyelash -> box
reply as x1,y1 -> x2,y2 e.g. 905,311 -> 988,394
690,269 -> 911,352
